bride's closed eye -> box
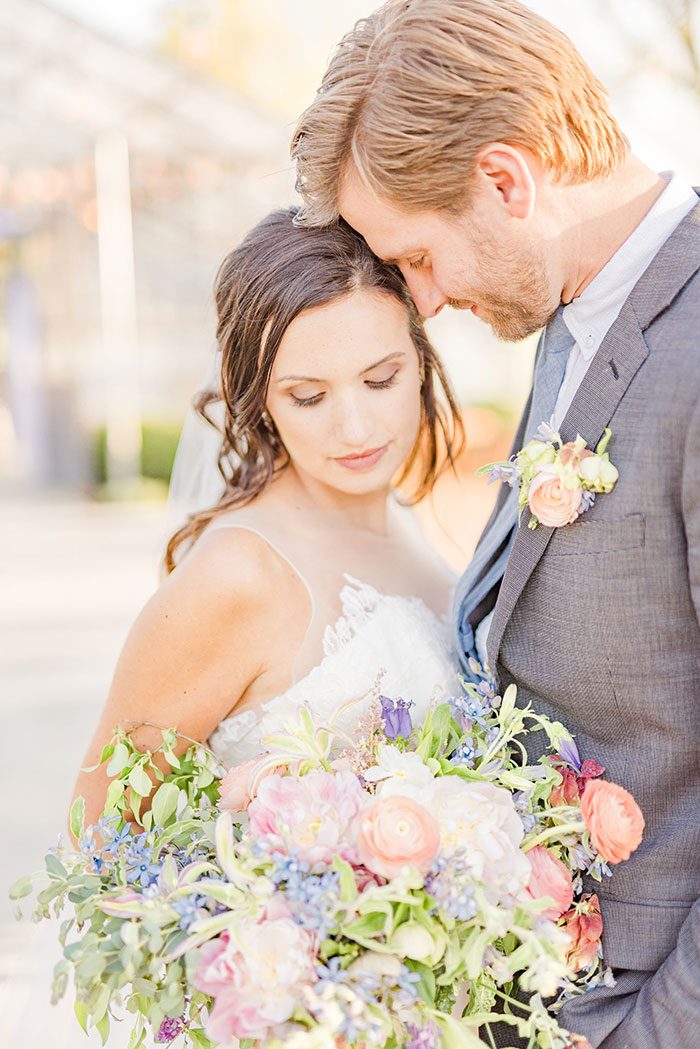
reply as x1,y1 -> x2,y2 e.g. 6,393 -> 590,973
365,368 -> 399,390
289,368 -> 401,407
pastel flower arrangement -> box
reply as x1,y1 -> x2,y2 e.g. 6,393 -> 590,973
481,423 -> 619,529
11,673 -> 644,1049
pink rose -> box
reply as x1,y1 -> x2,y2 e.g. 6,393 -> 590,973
580,780 -> 644,864
562,893 -> 603,972
193,915 -> 317,1042
526,845 -> 574,920
528,466 -> 583,527
356,795 -> 440,880
247,770 -> 366,868
218,755 -> 266,813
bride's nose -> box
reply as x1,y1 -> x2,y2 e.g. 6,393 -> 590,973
334,392 -> 375,448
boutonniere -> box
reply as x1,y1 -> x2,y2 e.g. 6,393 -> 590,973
479,423 -> 619,529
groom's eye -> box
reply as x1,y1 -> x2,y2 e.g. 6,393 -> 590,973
407,255 -> 428,270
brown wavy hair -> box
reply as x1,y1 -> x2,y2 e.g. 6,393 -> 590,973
165,207 -> 463,572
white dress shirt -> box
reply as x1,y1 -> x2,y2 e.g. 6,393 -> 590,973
474,172 -> 698,667
552,172 -> 698,428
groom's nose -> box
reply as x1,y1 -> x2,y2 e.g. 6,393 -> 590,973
401,268 -> 448,319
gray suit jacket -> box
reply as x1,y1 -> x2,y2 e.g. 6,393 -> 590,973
471,199 -> 700,1048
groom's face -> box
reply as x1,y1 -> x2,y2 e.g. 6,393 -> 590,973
339,168 -> 557,341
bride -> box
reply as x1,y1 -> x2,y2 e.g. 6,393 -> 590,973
74,206 -> 465,825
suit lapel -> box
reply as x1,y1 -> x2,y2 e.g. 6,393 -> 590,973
486,305 -> 649,668
485,195 -> 700,670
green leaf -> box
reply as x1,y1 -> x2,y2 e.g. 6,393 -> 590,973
128,764 -> 153,797
104,777 -> 125,814
96,1012 -> 110,1046
8,875 -> 33,900
151,782 -> 180,828
45,853 -> 67,879
107,742 -> 130,777
69,796 -> 86,842
331,854 -> 358,903
190,1029 -> 215,1049
74,1000 -> 89,1034
434,1014 -> 484,1048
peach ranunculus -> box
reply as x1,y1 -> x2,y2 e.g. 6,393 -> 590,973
580,780 -> 644,864
562,893 -> 603,972
526,845 -> 574,921
528,466 -> 583,527
356,795 -> 440,880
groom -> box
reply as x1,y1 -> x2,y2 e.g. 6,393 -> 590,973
292,1 -> 700,1046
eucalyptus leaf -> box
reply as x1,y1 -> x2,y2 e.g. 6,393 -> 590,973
107,742 -> 130,777
128,763 -> 153,797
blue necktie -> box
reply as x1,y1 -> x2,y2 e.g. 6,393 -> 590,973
454,307 -> 575,674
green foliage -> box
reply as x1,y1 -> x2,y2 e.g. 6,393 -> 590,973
92,420 -> 182,485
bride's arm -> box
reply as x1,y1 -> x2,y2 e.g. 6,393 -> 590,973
72,528 -> 288,832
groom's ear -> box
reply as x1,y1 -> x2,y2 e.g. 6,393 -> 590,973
475,143 -> 536,221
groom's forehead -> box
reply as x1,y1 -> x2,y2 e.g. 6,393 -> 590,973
339,170 -> 427,262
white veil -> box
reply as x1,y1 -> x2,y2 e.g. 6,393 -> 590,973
162,349 -> 227,545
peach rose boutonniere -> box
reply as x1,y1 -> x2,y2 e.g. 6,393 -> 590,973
480,423 -> 619,530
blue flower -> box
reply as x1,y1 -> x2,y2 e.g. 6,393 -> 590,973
450,738 -> 482,769
425,852 -> 478,922
380,695 -> 414,740
580,490 -> 597,514
171,894 -> 208,930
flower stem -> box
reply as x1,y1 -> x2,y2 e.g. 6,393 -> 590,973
522,821 -> 586,853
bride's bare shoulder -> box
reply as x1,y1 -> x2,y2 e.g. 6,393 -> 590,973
168,520 -> 303,610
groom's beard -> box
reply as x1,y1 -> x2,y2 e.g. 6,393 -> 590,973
449,228 -> 555,342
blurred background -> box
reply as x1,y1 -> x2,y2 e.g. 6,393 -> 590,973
1,0 -> 700,1044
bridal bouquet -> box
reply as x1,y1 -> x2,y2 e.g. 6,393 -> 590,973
12,667 -> 644,1049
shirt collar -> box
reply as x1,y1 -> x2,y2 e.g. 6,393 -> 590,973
562,172 -> 698,359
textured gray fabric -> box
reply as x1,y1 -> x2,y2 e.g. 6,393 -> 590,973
453,308 -> 574,670
457,199 -> 700,1048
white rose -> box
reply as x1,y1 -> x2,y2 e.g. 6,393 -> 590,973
363,745 -> 435,801
347,952 -> 403,981
579,454 -> 619,493
516,440 -> 556,471
390,922 -> 446,964
429,778 -> 530,900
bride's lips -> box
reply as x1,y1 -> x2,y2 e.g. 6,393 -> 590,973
332,444 -> 389,471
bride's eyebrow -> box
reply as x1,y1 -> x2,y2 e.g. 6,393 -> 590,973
276,351 -> 406,384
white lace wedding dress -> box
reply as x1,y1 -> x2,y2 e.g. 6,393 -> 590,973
205,499 -> 462,770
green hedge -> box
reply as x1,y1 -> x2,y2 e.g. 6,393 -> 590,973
92,421 -> 182,484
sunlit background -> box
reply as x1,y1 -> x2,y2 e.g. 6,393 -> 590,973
1,1 -> 699,1044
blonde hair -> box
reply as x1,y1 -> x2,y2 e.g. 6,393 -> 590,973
292,0 -> 629,225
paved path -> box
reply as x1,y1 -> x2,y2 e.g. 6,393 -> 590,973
0,489 -> 167,1047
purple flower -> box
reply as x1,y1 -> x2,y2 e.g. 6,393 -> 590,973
487,460 -> 520,487
155,1015 -> 186,1043
380,695 -> 413,740
406,1021 -> 440,1049
558,738 -> 582,773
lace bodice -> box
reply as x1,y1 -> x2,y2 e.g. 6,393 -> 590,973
208,575 -> 461,768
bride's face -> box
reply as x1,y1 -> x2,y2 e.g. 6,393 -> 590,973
266,288 -> 423,497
